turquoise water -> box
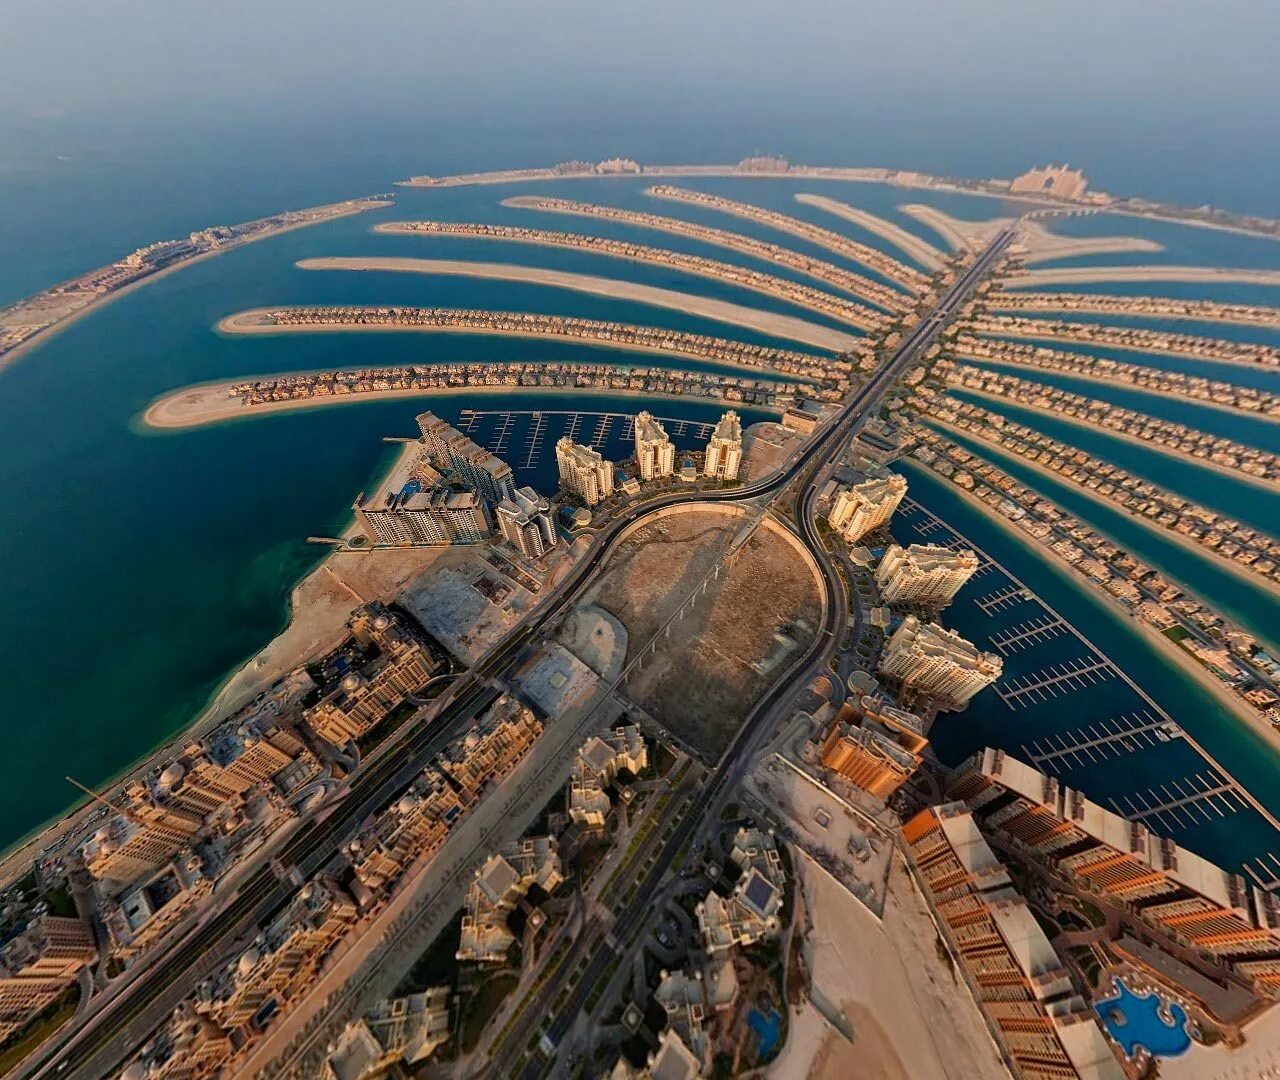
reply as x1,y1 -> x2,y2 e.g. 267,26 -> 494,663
894,469 -> 1280,870
948,389 -> 1280,539
960,357 -> 1280,455
3,152 -> 1280,854
930,423 -> 1280,655
1095,981 -> 1191,1059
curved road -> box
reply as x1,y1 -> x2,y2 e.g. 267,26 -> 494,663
31,228 -> 1012,1080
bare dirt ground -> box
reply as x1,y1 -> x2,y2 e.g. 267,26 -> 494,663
576,509 -> 821,759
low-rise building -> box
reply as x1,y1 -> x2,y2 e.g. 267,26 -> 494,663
457,837 -> 562,963
437,695 -> 542,798
697,828 -> 785,953
323,988 -> 451,1079
195,876 -> 358,1033
567,726 -> 648,827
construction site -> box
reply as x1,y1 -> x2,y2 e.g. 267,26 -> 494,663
575,506 -> 823,760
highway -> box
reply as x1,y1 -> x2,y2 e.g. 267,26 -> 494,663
34,228 -> 1011,1080
488,228 -> 1016,1078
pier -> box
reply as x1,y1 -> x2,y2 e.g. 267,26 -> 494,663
994,656 -> 1117,710
1020,711 -> 1177,771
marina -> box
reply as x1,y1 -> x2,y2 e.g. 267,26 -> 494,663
892,493 -> 1280,873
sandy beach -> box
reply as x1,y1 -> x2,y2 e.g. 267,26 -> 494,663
793,193 -> 946,271
910,453 -> 1280,766
293,256 -> 863,349
141,376 -> 782,430
1014,265 -> 1280,288
768,852 -> 1006,1080
0,199 -> 391,376
900,204 -> 1161,263
957,386 -> 1280,493
958,354 -> 1280,425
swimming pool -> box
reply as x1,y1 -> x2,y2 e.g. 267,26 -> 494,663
748,1007 -> 781,1057
1095,979 -> 1191,1059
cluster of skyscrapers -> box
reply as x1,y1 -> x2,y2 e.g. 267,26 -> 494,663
354,408 -> 744,563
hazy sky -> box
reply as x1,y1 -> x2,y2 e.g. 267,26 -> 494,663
4,0 -> 1275,117
2,1 -> 1278,214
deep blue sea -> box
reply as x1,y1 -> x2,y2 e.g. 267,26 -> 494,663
4,112 -> 1280,864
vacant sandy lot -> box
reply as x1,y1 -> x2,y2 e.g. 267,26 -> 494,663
578,508 -> 821,759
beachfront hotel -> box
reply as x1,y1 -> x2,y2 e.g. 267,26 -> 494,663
901,803 -> 1124,1079
949,748 -> 1280,994
818,694 -> 928,799
876,542 -> 979,608
353,484 -> 492,546
878,615 -> 1002,710
702,409 -> 743,481
555,437 -> 615,506
416,410 -> 516,506
634,411 -> 676,481
828,473 -> 907,544
1008,163 -> 1089,201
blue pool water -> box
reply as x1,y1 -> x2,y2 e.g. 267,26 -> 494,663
1095,981 -> 1191,1059
748,1007 -> 781,1056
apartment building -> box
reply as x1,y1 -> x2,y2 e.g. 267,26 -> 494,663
878,615 -> 1002,710
702,410 -> 743,481
556,437 -> 615,506
876,542 -> 979,608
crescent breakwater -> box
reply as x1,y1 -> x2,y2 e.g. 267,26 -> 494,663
0,195 -> 394,371
396,157 -> 1280,244
497,193 -> 918,306
290,257 -> 862,350
365,222 -> 891,330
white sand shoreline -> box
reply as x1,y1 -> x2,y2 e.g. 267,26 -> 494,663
793,193 -> 946,271
0,200 -> 391,375
293,256 -> 862,349
142,378 -> 782,430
